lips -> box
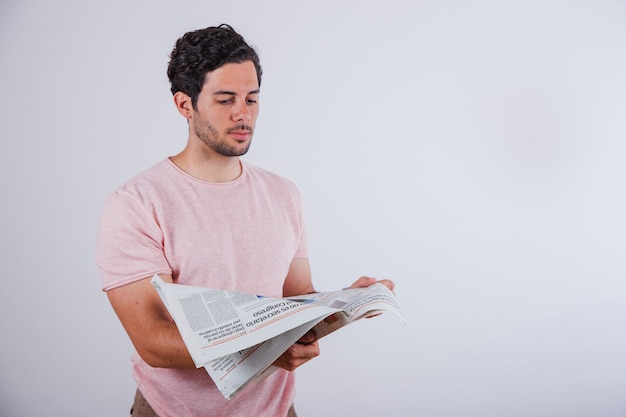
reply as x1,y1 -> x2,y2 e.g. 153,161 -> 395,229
229,126 -> 253,141
230,130 -> 250,141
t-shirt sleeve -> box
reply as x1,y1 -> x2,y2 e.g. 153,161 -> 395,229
291,184 -> 309,259
95,189 -> 172,291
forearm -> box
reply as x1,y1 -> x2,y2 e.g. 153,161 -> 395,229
282,258 -> 315,297
107,276 -> 197,370
133,319 -> 197,369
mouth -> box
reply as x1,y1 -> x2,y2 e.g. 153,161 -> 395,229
231,131 -> 250,141
229,125 -> 253,141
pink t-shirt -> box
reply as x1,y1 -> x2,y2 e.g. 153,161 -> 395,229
95,159 -> 308,417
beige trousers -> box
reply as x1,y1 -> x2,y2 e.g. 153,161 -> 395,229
130,389 -> 298,417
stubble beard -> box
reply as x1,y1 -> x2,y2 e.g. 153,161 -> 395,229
195,120 -> 253,157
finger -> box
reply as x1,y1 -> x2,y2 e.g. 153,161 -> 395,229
378,279 -> 395,292
274,342 -> 320,371
296,329 -> 317,345
350,276 -> 377,288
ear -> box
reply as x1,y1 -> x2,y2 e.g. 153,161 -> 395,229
173,91 -> 193,119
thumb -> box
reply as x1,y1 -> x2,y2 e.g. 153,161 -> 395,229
350,276 -> 377,289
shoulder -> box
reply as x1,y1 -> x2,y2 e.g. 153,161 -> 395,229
115,159 -> 177,196
121,160 -> 174,192
243,162 -> 300,194
102,160 -> 176,211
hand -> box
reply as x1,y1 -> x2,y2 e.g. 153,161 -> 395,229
347,276 -> 395,318
273,330 -> 320,371
348,276 -> 395,292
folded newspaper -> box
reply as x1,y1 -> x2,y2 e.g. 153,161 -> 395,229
151,275 -> 407,399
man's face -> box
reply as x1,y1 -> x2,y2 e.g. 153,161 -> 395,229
190,61 -> 260,157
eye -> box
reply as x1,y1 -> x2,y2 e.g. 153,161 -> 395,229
247,94 -> 259,105
217,98 -> 234,105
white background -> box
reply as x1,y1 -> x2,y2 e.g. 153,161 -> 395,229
1,1 -> 626,416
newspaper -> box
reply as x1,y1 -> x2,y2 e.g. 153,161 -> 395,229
151,275 -> 407,399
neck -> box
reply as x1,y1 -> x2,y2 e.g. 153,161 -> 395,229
170,148 -> 242,183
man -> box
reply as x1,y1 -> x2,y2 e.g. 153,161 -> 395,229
96,24 -> 394,417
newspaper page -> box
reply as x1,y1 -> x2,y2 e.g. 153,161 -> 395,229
204,317 -> 324,399
151,276 -> 407,399
151,276 -> 345,365
204,283 -> 407,399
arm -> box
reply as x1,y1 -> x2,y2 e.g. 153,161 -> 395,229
106,274 -> 197,369
274,258 -> 320,371
282,257 -> 315,297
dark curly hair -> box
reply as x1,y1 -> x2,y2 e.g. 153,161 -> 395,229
167,24 -> 262,109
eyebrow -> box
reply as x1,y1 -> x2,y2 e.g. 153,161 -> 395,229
213,89 -> 260,96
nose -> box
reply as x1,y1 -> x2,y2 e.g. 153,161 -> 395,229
233,100 -> 251,123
